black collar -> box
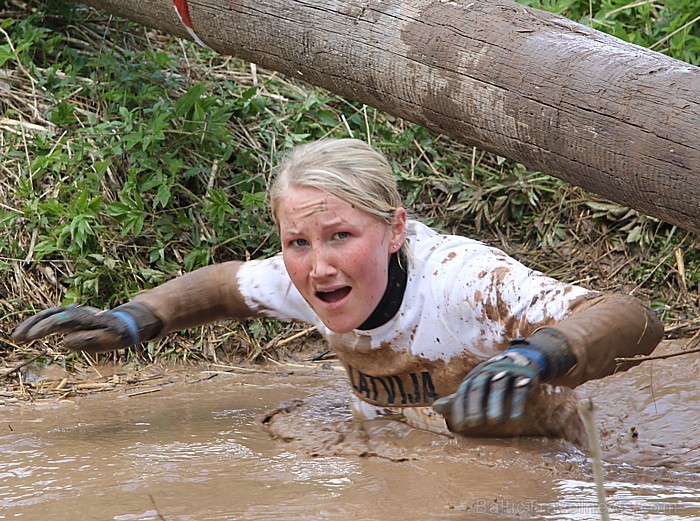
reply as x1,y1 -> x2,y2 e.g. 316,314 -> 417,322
357,251 -> 408,330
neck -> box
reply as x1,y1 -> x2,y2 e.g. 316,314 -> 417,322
357,251 -> 408,330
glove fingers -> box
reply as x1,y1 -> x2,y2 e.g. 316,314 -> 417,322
460,372 -> 492,429
64,330 -> 123,353
12,307 -> 71,342
508,377 -> 533,422
485,371 -> 511,423
431,396 -> 453,416
435,357 -> 541,434
23,306 -> 105,340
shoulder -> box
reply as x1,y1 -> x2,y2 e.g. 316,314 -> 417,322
405,220 -> 507,272
237,253 -> 289,291
404,220 -> 592,315
236,254 -> 319,323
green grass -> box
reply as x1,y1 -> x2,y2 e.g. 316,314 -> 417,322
520,0 -> 700,64
0,0 -> 697,366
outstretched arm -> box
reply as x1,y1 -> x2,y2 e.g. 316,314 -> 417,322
434,293 -> 663,432
12,261 -> 259,353
129,260 -> 258,338
540,292 -> 663,386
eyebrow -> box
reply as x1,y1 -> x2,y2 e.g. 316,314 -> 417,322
282,217 -> 352,237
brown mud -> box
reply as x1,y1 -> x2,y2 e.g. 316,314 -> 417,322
0,340 -> 698,520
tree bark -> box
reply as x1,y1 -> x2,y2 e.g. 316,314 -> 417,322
73,0 -> 700,234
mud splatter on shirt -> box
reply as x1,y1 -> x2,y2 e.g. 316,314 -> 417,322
237,220 -> 591,407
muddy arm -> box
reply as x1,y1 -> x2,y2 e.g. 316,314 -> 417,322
131,260 -> 261,341
11,261 -> 261,353
546,293 -> 663,387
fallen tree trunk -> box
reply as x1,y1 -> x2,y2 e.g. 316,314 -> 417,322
73,0 -> 700,234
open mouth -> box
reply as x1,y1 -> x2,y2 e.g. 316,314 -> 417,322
316,286 -> 351,303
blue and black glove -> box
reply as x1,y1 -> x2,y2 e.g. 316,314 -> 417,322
432,328 -> 576,432
11,302 -> 162,354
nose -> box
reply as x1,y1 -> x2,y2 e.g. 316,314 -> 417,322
310,245 -> 337,280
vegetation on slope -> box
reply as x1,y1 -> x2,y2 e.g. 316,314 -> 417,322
1,0 -> 697,370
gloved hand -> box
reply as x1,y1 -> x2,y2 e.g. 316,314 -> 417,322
432,328 -> 576,433
11,302 -> 162,354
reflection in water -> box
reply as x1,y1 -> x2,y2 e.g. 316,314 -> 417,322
0,342 -> 698,521
548,479 -> 700,520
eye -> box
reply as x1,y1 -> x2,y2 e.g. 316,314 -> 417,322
333,231 -> 351,240
289,238 -> 309,247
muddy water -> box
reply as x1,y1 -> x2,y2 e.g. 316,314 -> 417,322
1,341 -> 698,521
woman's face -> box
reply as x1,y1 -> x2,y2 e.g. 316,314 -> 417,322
278,186 -> 406,333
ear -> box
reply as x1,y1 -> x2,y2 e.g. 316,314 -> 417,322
389,207 -> 407,253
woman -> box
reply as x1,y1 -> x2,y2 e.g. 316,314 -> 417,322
12,138 -> 663,444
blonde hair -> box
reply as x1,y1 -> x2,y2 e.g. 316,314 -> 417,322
270,138 -> 409,258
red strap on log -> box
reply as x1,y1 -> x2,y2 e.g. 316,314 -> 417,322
173,0 -> 210,48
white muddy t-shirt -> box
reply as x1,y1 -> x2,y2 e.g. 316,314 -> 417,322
236,220 -> 591,409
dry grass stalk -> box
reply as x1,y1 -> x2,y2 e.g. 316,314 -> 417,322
616,328 -> 700,364
579,399 -> 610,521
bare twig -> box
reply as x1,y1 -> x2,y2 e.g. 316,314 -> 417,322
650,13 -> 700,50
616,329 -> 700,364
276,326 -> 317,348
207,364 -> 277,375
616,346 -> 700,364
247,326 -> 316,362
149,494 -> 168,521
127,387 -> 161,397
0,351 -> 47,380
